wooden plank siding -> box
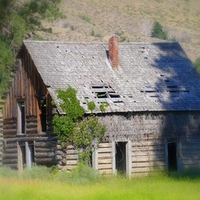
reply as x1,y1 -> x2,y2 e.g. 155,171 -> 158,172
98,142 -> 113,174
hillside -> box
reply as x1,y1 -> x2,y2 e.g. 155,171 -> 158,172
42,0 -> 200,62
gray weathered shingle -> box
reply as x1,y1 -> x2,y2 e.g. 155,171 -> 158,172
23,40 -> 200,113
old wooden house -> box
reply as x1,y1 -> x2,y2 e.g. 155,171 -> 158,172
3,35 -> 200,176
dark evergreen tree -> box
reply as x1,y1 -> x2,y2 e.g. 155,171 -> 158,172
151,21 -> 168,40
0,0 -> 64,94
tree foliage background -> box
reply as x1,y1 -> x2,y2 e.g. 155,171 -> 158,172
0,0 -> 64,94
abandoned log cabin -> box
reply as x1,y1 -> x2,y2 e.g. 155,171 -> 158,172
3,35 -> 200,176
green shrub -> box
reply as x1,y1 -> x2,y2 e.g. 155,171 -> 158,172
0,166 -> 18,178
67,164 -> 101,184
20,165 -> 53,180
79,14 -> 91,23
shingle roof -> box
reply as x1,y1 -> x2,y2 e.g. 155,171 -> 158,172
23,40 -> 200,113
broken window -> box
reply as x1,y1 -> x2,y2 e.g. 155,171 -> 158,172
17,101 -> 25,134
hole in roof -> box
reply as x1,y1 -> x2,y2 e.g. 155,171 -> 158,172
167,85 -> 178,88
113,100 -> 124,104
165,80 -> 170,82
145,90 -> 157,93
160,74 -> 165,77
91,84 -> 122,100
167,90 -> 179,93
96,92 -> 107,98
108,92 -> 120,98
150,95 -> 159,98
92,85 -> 104,89
144,57 -> 148,59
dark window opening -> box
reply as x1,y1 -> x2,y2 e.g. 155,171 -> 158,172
18,102 -> 25,134
116,142 -> 127,173
168,141 -> 177,171
29,144 -> 35,164
40,98 -> 47,132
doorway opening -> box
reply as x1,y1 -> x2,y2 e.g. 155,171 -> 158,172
167,141 -> 177,171
115,142 -> 127,173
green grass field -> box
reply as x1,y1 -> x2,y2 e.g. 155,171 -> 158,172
0,166 -> 200,200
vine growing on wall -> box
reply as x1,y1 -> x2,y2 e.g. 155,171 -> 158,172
52,85 -> 107,165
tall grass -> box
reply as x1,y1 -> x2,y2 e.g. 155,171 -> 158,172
0,166 -> 200,200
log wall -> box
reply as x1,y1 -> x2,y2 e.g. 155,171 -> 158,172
2,45 -> 56,169
3,134 -> 59,169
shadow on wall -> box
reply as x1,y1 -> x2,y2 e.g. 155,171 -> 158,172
152,42 -> 200,172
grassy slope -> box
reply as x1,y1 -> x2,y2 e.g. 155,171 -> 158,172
43,0 -> 200,62
0,176 -> 200,200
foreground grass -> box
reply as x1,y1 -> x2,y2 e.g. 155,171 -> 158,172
0,166 -> 200,200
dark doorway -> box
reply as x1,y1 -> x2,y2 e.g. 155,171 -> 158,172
116,142 -> 127,173
167,141 -> 177,171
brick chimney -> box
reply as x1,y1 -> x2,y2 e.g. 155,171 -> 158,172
109,35 -> 118,69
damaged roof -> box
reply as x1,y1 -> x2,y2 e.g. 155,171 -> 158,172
23,40 -> 200,113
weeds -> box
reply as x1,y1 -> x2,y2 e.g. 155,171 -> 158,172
79,14 -> 91,23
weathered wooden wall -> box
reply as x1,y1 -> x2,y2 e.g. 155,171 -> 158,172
99,111 -> 200,175
3,135 -> 59,169
57,111 -> 200,175
98,142 -> 113,174
2,45 -> 56,169
181,135 -> 200,169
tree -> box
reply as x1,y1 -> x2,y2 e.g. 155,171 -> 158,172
151,21 -> 168,40
52,86 -> 106,165
0,0 -> 64,94
194,57 -> 200,74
